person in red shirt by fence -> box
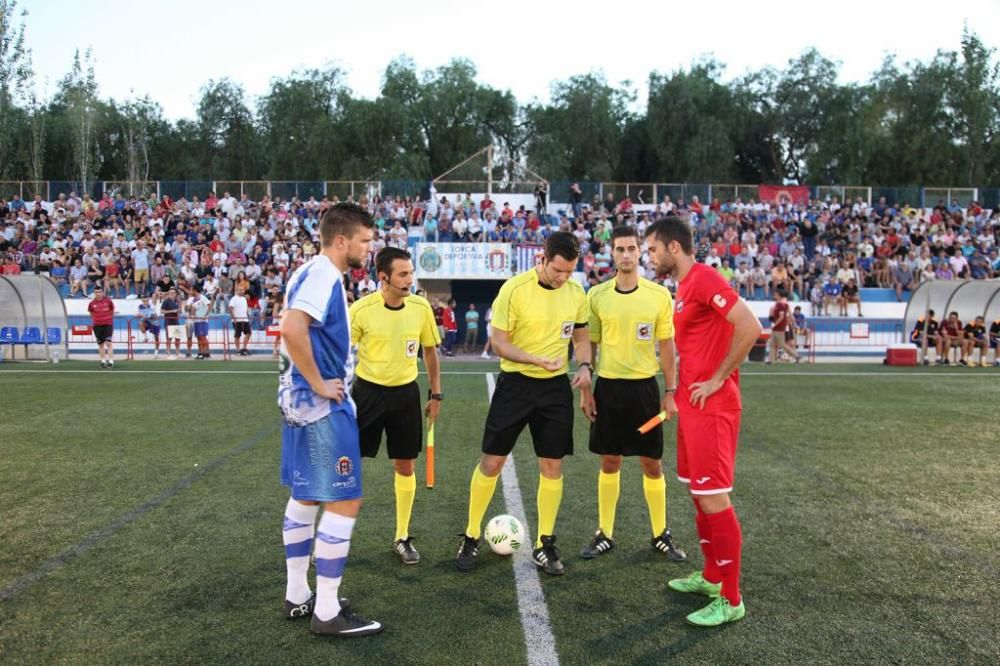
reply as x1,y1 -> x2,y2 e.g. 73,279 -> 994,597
441,298 -> 458,356
88,285 -> 116,368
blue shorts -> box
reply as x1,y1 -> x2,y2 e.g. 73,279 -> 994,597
280,410 -> 362,502
194,321 -> 209,338
145,322 -> 160,337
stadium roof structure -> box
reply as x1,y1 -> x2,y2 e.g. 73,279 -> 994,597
903,279 -> 1000,335
0,275 -> 68,361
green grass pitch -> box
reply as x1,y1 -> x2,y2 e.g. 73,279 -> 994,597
1,361 -> 997,664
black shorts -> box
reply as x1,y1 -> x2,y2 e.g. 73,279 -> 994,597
93,325 -> 113,344
233,321 -> 251,338
352,377 -> 423,459
482,372 -> 573,459
589,377 -> 664,458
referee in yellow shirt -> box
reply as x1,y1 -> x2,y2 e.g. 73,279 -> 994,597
349,247 -> 442,565
456,231 -> 593,576
580,225 -> 687,562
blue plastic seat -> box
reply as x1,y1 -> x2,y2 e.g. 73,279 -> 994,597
47,327 -> 62,344
0,326 -> 20,344
21,327 -> 43,344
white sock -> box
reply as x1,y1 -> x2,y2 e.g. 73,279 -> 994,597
282,498 -> 319,604
314,511 -> 355,621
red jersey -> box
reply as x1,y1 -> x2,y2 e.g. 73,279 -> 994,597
442,307 -> 457,332
674,263 -> 741,413
88,297 -> 115,326
770,301 -> 790,332
941,319 -> 962,337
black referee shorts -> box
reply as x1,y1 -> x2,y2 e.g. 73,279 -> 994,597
352,377 -> 423,460
588,376 -> 664,459
482,372 -> 573,459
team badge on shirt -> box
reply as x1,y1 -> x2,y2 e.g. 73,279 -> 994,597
712,294 -> 728,309
636,323 -> 653,341
336,456 -> 354,476
560,321 -> 574,339
675,300 -> 684,314
405,340 -> 418,357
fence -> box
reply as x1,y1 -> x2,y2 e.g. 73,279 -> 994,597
1,180 -> 996,209
65,314 -> 281,359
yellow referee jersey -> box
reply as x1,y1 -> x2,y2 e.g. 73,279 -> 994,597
491,268 -> 588,379
349,291 -> 441,386
587,277 -> 674,379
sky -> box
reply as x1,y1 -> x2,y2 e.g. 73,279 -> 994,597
19,0 -> 1000,121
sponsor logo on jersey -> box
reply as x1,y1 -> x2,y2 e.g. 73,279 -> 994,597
636,323 -> 652,340
560,321 -> 573,339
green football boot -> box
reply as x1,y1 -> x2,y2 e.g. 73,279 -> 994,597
685,596 -> 746,627
667,571 -> 722,597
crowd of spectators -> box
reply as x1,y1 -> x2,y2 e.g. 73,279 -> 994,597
1,187 -> 998,321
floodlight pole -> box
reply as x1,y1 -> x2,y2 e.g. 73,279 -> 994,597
487,144 -> 493,197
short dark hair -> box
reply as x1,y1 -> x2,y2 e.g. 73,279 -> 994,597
645,217 -> 693,255
319,202 -> 374,247
544,230 -> 580,262
610,224 -> 639,245
375,247 -> 411,278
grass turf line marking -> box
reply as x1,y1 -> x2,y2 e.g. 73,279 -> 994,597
487,372 -> 560,666
0,425 -> 278,602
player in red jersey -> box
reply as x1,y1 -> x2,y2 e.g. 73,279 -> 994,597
644,217 -> 762,627
88,285 -> 116,368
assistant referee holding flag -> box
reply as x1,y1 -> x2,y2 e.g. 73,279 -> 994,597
579,225 -> 687,561
456,231 -> 592,576
349,247 -> 442,565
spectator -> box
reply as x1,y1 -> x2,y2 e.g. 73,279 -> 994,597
822,279 -> 842,316
463,303 -> 479,353
791,305 -> 813,352
481,306 -> 494,359
767,289 -> 800,364
229,286 -> 251,357
963,316 -> 989,367
161,287 -> 183,360
938,311 -> 966,365
841,278 -> 863,317
441,297 -> 458,356
891,260 -> 914,301
137,295 -> 163,359
189,285 -> 212,360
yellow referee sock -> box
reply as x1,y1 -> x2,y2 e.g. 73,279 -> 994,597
643,474 -> 667,537
465,465 -> 499,539
536,475 -> 563,548
394,471 -> 416,541
598,470 -> 621,538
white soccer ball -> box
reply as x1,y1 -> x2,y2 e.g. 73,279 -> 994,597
484,514 -> 524,555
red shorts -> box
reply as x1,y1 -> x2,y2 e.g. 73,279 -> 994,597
676,409 -> 741,496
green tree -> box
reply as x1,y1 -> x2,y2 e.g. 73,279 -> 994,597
526,73 -> 631,181
196,78 -> 262,179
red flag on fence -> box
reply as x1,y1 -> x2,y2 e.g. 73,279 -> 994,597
758,185 -> 810,206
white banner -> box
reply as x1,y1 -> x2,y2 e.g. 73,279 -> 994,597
414,243 -> 514,280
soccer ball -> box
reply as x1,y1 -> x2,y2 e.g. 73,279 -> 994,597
484,514 -> 524,555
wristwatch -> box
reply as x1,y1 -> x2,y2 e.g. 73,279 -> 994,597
663,387 -> 677,394
428,391 -> 444,401
578,362 -> 593,372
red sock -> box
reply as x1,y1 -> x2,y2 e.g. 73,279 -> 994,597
704,506 -> 742,606
693,500 -> 721,584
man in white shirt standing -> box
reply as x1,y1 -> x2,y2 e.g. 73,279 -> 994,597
131,240 -> 150,297
189,285 -> 213,360
229,286 -> 251,357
